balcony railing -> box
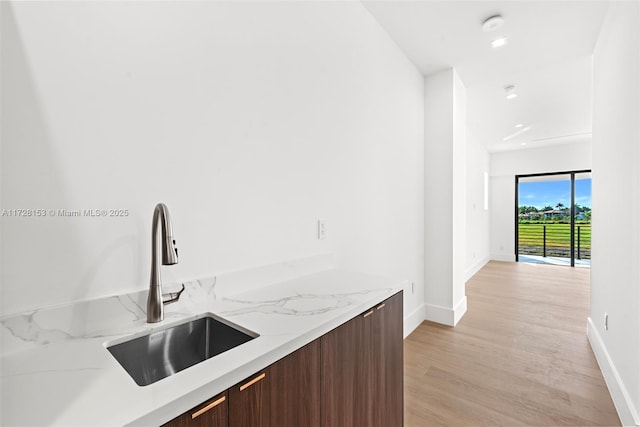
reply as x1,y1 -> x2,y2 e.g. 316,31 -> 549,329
518,223 -> 591,259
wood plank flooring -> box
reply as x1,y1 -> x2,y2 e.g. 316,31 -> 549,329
404,261 -> 620,426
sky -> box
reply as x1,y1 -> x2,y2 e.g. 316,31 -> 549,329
518,178 -> 591,209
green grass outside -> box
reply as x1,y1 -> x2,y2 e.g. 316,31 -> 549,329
518,223 -> 591,253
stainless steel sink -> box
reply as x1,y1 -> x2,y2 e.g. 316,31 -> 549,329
107,314 -> 258,386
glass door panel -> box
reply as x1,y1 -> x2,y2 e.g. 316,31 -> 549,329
518,174 -> 571,262
516,171 -> 591,267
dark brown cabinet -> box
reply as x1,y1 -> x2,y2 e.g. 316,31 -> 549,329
229,369 -> 271,426
163,391 -> 228,427
227,339 -> 321,427
268,339 -> 320,427
321,291 -> 403,427
165,291 -> 402,427
319,307 -> 367,426
373,291 -> 404,427
165,340 -> 320,427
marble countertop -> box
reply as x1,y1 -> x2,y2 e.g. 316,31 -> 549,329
1,262 -> 405,426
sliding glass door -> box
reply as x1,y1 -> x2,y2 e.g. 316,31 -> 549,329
515,170 -> 591,267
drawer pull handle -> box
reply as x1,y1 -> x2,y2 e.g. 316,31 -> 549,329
376,303 -> 386,310
191,396 -> 226,419
240,373 -> 266,391
363,310 -> 374,318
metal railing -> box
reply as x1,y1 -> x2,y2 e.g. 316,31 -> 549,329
518,224 -> 591,259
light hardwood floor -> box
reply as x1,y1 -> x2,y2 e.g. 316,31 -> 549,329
404,261 -> 620,426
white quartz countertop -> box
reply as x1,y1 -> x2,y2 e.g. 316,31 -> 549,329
1,266 -> 404,426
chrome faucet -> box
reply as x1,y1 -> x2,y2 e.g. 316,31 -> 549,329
147,203 -> 183,323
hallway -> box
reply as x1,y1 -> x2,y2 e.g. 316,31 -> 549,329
404,261 -> 619,426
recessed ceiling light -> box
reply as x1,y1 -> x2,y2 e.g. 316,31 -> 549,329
482,15 -> 504,32
515,124 -> 523,128
521,142 -> 527,146
504,85 -> 517,99
491,37 -> 508,48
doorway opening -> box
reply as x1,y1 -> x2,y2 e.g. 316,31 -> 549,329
515,170 -> 591,267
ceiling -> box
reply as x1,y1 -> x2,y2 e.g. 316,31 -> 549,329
362,1 -> 610,152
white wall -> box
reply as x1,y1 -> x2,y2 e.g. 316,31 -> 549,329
1,2 -> 425,325
452,71 -> 466,310
465,130 -> 490,280
423,68 -> 466,326
489,142 -> 592,261
589,2 -> 640,425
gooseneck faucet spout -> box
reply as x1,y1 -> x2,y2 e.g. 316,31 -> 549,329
147,203 -> 180,323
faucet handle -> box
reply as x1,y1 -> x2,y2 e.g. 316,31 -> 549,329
162,283 -> 185,305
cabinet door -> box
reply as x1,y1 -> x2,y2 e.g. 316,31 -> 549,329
359,307 -> 377,427
163,391 -> 228,427
320,309 -> 371,427
269,339 -> 321,427
373,291 -> 404,427
321,291 -> 404,427
229,369 -> 271,427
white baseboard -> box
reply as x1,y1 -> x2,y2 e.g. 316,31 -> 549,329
403,303 -> 425,338
490,253 -> 516,262
465,256 -> 490,282
424,296 -> 467,326
453,296 -> 467,325
587,317 -> 640,426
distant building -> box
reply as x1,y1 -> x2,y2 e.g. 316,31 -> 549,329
519,209 -> 570,219
542,209 -> 569,218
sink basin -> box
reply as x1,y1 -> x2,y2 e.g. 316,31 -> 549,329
107,314 -> 258,386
